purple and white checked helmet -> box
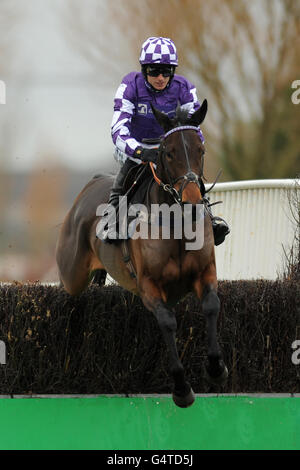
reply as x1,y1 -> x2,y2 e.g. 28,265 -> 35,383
139,37 -> 178,66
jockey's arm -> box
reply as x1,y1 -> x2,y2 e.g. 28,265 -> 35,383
111,80 -> 142,163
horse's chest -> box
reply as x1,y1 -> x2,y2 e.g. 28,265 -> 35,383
142,240 -> 211,283
181,254 -> 202,276
161,252 -> 208,283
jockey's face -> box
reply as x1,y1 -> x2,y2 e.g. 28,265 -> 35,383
144,64 -> 174,91
147,73 -> 170,90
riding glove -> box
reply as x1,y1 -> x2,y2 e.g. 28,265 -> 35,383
134,147 -> 158,163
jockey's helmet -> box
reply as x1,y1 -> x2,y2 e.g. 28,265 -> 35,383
139,37 -> 178,66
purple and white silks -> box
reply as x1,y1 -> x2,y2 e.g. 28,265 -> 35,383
111,72 -> 204,164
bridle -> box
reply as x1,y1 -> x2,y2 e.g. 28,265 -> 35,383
149,125 -> 204,205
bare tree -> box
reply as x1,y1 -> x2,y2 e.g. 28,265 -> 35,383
282,178 -> 300,280
63,0 -> 300,180
62,1 -> 136,82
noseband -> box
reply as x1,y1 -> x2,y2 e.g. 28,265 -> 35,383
150,125 -> 203,205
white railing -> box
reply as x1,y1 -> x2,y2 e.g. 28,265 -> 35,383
206,179 -> 299,280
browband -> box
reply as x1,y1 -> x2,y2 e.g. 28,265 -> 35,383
164,125 -> 204,143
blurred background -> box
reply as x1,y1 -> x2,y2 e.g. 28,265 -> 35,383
0,0 -> 299,282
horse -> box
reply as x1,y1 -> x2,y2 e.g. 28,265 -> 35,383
56,99 -> 228,408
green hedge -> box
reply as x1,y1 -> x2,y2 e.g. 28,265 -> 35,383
0,280 -> 299,394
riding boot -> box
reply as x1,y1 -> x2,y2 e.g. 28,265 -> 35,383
203,197 -> 230,246
107,158 -> 138,207
101,158 -> 137,242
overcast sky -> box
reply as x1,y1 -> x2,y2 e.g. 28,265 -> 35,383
1,0 -> 121,173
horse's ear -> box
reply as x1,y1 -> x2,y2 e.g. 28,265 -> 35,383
150,104 -> 173,132
189,99 -> 208,126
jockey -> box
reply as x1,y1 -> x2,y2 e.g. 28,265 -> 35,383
107,36 -> 229,245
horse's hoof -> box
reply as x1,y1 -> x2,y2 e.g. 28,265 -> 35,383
204,361 -> 228,386
172,388 -> 195,408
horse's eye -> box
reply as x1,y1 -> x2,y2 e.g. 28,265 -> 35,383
166,152 -> 173,162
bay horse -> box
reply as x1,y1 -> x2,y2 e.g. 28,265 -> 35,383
56,99 -> 228,407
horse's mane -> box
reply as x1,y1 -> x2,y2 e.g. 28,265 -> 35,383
172,106 -> 190,127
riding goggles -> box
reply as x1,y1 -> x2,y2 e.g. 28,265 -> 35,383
145,65 -> 174,77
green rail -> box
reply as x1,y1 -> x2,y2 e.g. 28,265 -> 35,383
0,395 -> 299,450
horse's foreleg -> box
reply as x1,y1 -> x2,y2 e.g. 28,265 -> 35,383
140,279 -> 195,408
201,284 -> 228,385
90,269 -> 107,286
152,303 -> 195,407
